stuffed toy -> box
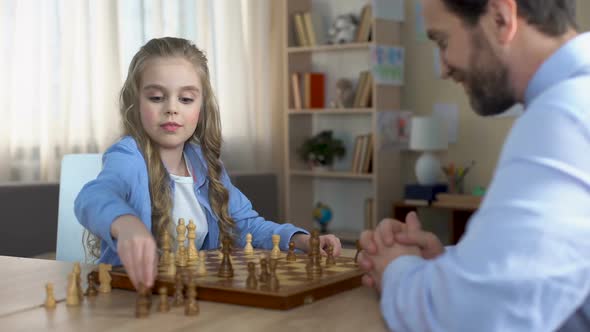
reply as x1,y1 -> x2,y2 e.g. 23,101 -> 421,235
328,14 -> 358,44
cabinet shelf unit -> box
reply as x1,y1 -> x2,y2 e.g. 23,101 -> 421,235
283,0 -> 404,243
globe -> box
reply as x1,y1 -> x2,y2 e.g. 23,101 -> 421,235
312,202 -> 332,234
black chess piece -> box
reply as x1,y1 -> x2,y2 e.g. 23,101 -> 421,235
218,236 -> 234,278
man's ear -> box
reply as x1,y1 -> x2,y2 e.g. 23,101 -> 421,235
487,0 -> 518,45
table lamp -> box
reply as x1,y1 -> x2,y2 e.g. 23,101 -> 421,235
409,116 -> 448,185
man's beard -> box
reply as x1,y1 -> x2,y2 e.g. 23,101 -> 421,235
460,31 -> 517,116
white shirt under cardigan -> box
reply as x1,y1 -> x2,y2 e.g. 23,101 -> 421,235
380,33 -> 590,332
169,155 -> 208,249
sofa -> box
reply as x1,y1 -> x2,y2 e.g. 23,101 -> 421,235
0,173 -> 279,258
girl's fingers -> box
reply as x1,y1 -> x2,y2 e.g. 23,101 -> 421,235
362,274 -> 375,288
143,240 -> 156,288
119,244 -> 139,289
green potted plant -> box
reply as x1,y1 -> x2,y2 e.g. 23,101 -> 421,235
298,130 -> 346,171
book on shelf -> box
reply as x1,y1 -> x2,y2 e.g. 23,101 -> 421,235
303,72 -> 325,108
356,4 -> 373,42
351,136 -> 361,172
353,71 -> 373,108
350,134 -> 373,173
291,73 -> 302,109
362,134 -> 373,173
359,72 -> 373,107
293,13 -> 309,46
364,197 -> 374,230
302,12 -> 317,46
292,11 -> 318,47
353,71 -> 367,108
290,72 -> 325,110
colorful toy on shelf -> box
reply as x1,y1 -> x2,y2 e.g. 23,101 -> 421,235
312,202 -> 333,234
328,14 -> 358,44
442,160 -> 476,194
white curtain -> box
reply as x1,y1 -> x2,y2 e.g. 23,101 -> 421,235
0,0 -> 277,182
0,0 -> 121,182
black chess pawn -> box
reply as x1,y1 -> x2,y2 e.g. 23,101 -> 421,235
218,236 -> 234,278
259,258 -> 270,283
246,262 -> 258,289
286,241 -> 297,262
269,259 -> 280,291
85,273 -> 98,297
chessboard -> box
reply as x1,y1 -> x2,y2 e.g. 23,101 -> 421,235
92,249 -> 363,310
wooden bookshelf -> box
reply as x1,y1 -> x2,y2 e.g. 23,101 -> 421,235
287,42 -> 371,54
283,0 -> 405,234
290,170 -> 375,180
288,108 -> 374,115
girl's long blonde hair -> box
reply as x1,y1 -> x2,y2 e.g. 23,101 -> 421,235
86,37 -> 235,259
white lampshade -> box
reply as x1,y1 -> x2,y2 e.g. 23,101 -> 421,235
409,116 -> 449,151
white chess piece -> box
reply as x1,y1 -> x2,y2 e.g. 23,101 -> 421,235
244,233 -> 254,255
197,251 -> 207,276
187,219 -> 199,265
271,234 -> 280,259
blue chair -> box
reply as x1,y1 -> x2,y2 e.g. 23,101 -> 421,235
56,154 -> 102,262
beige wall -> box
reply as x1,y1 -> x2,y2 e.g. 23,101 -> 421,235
400,0 -> 590,193
273,1 -> 590,221
578,0 -> 590,29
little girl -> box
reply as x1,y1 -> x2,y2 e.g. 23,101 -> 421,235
75,37 -> 341,289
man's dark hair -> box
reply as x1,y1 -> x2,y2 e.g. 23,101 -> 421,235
441,0 -> 578,36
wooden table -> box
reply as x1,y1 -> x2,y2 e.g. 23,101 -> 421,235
393,200 -> 479,244
0,250 -> 388,331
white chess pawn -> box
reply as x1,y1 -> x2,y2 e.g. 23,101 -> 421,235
271,234 -> 280,259
187,219 -> 199,265
244,233 -> 254,255
44,283 -> 56,309
197,251 -> 207,276
66,273 -> 80,306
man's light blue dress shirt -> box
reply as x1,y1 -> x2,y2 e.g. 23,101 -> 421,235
381,33 -> 590,332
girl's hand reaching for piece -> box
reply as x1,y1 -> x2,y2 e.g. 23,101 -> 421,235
111,215 -> 158,290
